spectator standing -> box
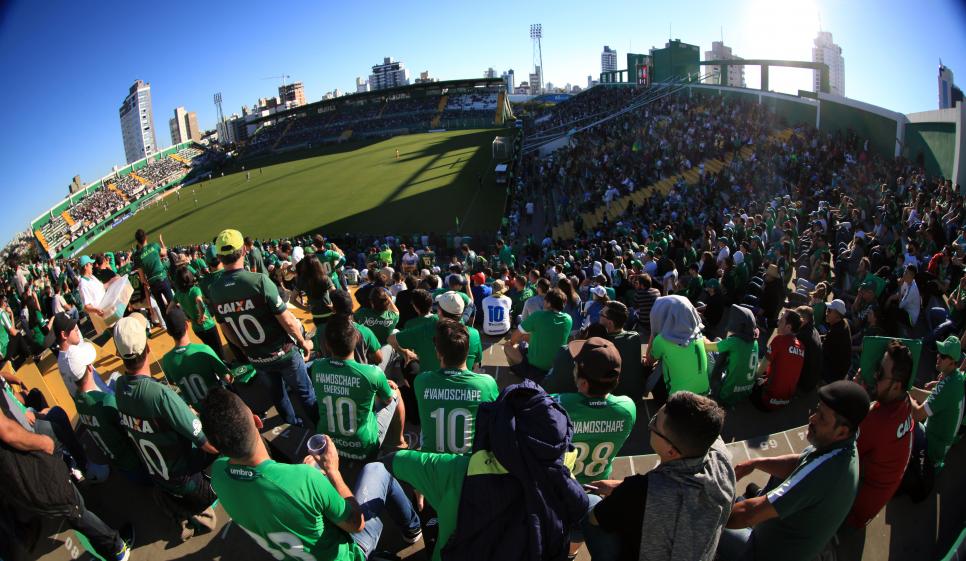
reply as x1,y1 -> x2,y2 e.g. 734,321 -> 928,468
794,304 -> 824,393
583,392 -> 735,561
132,228 -> 174,326
822,299 -> 852,383
719,381 -> 869,561
354,287 -> 400,346
244,237 -> 267,275
909,336 -> 965,486
645,295 -> 710,403
113,313 -> 219,539
207,229 -> 318,428
170,265 -> 225,362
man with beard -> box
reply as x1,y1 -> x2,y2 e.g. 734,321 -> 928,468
717,381 -> 869,561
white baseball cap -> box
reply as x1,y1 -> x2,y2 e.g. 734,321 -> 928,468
436,291 -> 465,316
827,299 -> 847,316
590,286 -> 608,299
114,312 -> 149,360
64,341 -> 97,380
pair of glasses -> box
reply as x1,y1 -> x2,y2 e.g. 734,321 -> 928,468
649,412 -> 679,452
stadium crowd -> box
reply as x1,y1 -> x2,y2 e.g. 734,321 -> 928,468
1,85 -> 965,561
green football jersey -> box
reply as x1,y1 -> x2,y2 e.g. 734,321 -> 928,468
210,458 -> 365,561
395,315 -> 441,372
318,250 -> 345,289
115,374 -> 208,484
74,390 -> 142,472
208,269 -> 293,364
174,285 -> 216,332
716,337 -> 760,406
554,393 -> 636,483
0,309 -> 10,357
465,325 -> 483,371
353,309 -> 398,346
311,358 -> 394,460
160,343 -> 230,410
414,368 -> 498,454
520,310 -> 573,371
924,369 -> 965,468
132,242 -> 167,283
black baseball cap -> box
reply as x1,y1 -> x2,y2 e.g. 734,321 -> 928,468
818,381 -> 871,430
53,312 -> 78,340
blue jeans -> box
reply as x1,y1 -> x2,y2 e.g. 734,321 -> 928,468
257,350 -> 317,427
351,462 -> 421,556
717,527 -> 754,560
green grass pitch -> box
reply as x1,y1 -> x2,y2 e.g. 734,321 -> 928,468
86,129 -> 507,253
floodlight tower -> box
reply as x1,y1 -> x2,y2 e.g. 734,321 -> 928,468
213,92 -> 225,126
530,23 -> 544,95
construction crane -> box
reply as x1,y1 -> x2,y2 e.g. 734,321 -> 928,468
262,74 -> 291,87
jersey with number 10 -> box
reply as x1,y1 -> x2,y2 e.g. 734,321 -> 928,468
208,269 -> 292,363
555,393 -> 636,483
414,368 -> 498,454
160,343 -> 230,410
311,358 -> 393,460
481,294 -> 512,335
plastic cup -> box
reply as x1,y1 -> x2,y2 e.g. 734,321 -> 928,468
307,434 -> 328,458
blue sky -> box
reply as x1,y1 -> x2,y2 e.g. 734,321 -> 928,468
1,0 -> 964,246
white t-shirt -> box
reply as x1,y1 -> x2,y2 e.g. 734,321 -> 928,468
481,294 -> 512,336
78,275 -> 106,310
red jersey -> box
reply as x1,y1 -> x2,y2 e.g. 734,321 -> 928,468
761,334 -> 804,409
847,396 -> 914,528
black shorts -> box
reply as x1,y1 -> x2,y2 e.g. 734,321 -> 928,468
509,348 -> 549,382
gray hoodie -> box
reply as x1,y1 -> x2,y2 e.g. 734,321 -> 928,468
649,295 -> 703,346
640,437 -> 737,561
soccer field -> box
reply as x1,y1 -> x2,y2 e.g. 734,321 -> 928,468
86,129 -> 507,253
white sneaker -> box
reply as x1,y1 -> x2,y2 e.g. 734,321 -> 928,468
84,462 -> 110,484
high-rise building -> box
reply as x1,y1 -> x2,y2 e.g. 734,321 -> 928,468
484,67 -> 497,79
939,64 -> 955,109
169,107 -> 201,145
415,71 -> 437,84
812,31 -> 845,96
184,111 -> 200,141
502,69 -> 515,92
278,82 -> 306,107
119,80 -> 158,164
356,77 -> 370,93
703,41 -> 746,88
369,57 -> 410,91
601,46 -> 618,74
529,66 -> 542,95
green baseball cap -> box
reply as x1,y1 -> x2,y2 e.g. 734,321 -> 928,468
78,255 -> 94,267
937,335 -> 962,362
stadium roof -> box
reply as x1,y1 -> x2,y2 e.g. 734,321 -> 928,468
246,77 -> 507,126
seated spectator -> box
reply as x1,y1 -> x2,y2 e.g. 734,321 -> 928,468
597,301 -> 645,400
504,288 -> 573,382
521,277 -> 550,322
384,378 -> 588,561
582,286 -> 608,330
201,388 -> 422,560
170,265 -> 225,361
481,279 -> 512,336
846,340 -> 915,529
794,304 -> 824,393
311,314 -> 405,460
906,335 -> 965,498
53,312 -> 113,397
354,286 -> 399,346
720,381 -> 869,561
160,308 -> 230,411
752,309 -> 805,411
435,292 -> 483,369
414,319 -> 497,452
644,295 -> 709,404
583,392 -> 735,561
469,272 -> 492,327
553,337 -> 635,483
705,305 -> 759,407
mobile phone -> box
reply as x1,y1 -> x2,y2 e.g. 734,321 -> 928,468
582,484 -> 598,493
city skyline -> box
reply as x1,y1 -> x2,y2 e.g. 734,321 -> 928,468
0,0 -> 964,245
